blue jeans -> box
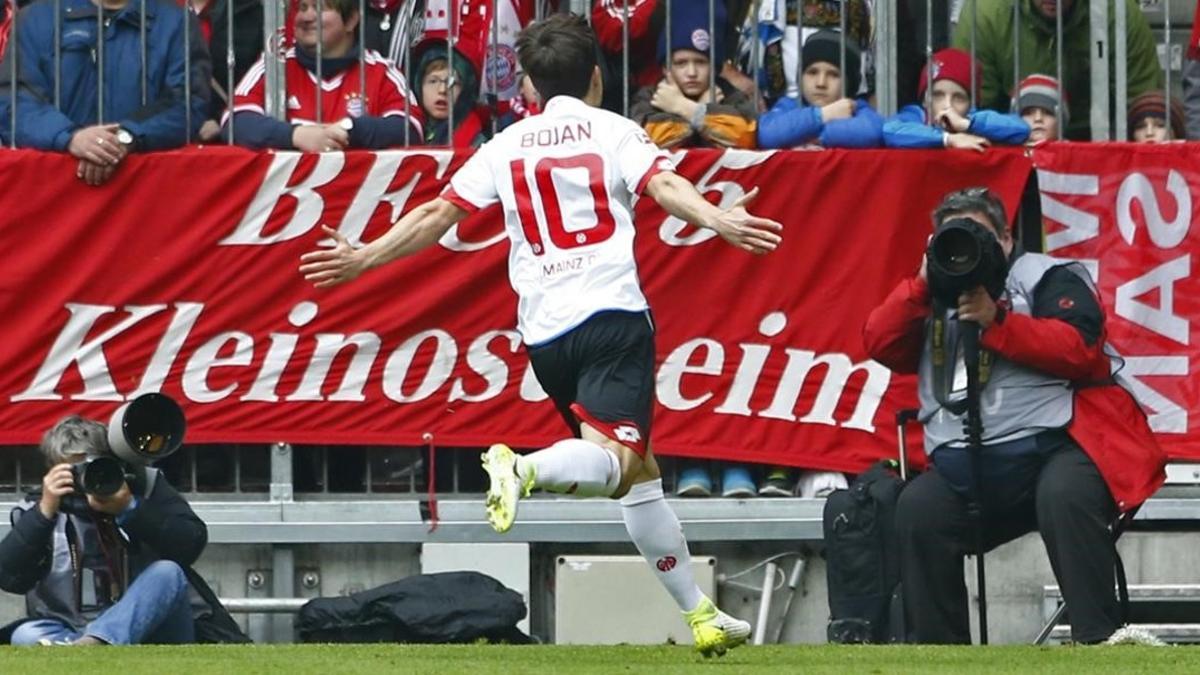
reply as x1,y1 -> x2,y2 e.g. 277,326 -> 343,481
12,560 -> 195,645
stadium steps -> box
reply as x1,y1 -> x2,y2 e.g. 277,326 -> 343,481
1042,584 -> 1200,644
1047,623 -> 1200,644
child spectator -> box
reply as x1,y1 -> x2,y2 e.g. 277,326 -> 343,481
413,40 -> 491,147
953,0 -> 1162,141
1128,91 -> 1186,144
756,29 -> 882,149
738,0 -> 874,107
1011,74 -> 1066,144
883,48 -> 1028,151
629,2 -> 756,149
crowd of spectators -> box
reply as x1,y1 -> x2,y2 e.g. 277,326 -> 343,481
0,0 -> 1194,496
2,0 -> 1192,157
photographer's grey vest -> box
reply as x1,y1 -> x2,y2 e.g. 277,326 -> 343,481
917,253 -> 1098,453
19,468 -> 159,630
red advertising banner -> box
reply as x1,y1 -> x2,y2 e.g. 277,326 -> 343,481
4,144 -> 1181,472
1034,143 -> 1200,462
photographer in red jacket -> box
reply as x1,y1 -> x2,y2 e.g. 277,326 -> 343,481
863,187 -> 1166,644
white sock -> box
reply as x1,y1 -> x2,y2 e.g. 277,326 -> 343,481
620,479 -> 705,613
516,438 -> 620,498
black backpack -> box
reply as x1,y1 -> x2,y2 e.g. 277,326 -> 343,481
823,459 -> 907,643
297,571 -> 531,644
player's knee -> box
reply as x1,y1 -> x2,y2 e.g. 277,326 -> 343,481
607,445 -> 656,499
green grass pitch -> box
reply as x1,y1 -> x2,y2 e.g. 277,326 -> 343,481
0,644 -> 1196,674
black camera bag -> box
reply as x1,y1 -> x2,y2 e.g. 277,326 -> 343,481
823,460 -> 907,643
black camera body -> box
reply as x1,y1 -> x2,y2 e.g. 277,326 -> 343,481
926,217 -> 1009,309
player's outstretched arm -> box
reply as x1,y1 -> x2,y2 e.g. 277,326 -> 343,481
644,172 -> 783,255
299,197 -> 469,288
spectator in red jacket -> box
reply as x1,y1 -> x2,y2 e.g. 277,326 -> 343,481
224,0 -> 423,151
863,187 -> 1165,645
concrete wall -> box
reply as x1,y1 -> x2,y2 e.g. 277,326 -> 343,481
0,532 -> 1195,644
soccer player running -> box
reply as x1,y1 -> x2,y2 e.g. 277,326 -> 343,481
300,14 -> 782,657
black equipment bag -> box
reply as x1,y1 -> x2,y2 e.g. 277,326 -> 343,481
823,459 -> 907,643
297,571 -> 531,644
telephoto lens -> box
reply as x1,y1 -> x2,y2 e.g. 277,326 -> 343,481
926,217 -> 1008,308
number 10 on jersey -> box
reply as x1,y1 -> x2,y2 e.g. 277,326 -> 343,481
509,153 -> 618,256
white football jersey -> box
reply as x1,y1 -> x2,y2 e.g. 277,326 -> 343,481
444,96 -> 674,346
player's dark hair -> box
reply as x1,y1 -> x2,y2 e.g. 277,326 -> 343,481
516,14 -> 598,102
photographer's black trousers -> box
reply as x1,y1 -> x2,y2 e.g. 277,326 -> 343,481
895,441 -> 1120,644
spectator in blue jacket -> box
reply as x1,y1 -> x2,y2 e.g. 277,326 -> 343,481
757,29 -> 882,149
0,0 -> 211,186
883,48 -> 1028,151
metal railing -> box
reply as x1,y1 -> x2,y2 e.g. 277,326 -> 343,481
0,441 -> 728,499
0,0 -> 1189,149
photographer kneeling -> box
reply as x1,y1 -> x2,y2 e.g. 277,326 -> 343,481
0,414 -> 214,645
863,188 -> 1166,644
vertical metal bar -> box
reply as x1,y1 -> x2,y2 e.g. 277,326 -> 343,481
270,545 -> 295,643
189,444 -> 198,492
750,0 -> 759,108
97,0 -> 104,124
751,561 -> 777,645
403,3 -> 412,147
1115,0 -> 1128,139
316,0 -> 324,124
535,0 -> 543,21
447,9 -> 455,144
321,446 -> 329,494
8,2 -> 16,148
140,0 -> 147,105
875,0 -> 897,115
702,0 -> 716,103
359,0 -> 366,115
491,0 -> 498,136
263,0 -> 289,120
664,0 -> 671,77
1055,0 -> 1063,136
183,0 -> 192,142
54,0 -> 62,108
227,0 -> 235,144
969,0 -> 976,109
1089,0 -> 1110,140
234,445 -> 243,493
365,446 -> 373,494
797,0 -> 803,98
1165,0 -> 1172,137
270,442 -> 294,502
1012,0 -> 1020,97
924,0 -> 932,122
621,0 -> 629,116
839,0 -> 847,98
